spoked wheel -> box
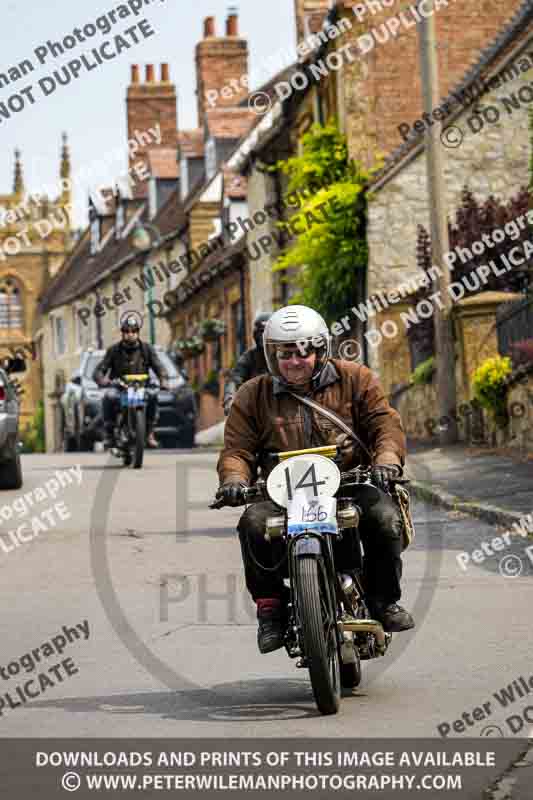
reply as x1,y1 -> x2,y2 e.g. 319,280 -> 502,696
296,557 -> 340,715
132,408 -> 145,469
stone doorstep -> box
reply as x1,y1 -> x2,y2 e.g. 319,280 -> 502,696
408,478 -> 533,535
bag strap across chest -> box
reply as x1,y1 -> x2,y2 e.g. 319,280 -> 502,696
287,391 -> 373,461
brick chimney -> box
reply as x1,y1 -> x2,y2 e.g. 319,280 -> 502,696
293,0 -> 330,45
196,13 -> 249,128
126,63 -> 177,197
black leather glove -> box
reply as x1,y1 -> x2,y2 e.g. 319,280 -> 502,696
215,481 -> 248,507
371,465 -> 402,494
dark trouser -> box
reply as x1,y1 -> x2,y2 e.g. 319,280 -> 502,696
238,489 -> 404,608
102,388 -> 158,436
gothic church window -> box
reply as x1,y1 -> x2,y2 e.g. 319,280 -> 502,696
0,277 -> 23,329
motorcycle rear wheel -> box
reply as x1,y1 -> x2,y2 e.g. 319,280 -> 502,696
296,557 -> 340,715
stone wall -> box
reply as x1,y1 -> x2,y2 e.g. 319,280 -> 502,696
367,40 -> 533,301
365,51 -> 533,382
394,358 -> 533,453
507,374 -> 533,452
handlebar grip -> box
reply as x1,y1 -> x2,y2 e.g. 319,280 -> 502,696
209,498 -> 225,510
209,486 -> 259,510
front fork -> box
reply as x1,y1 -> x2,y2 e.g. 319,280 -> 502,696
286,532 -> 344,660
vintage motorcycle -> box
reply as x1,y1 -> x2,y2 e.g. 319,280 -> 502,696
109,373 -> 153,469
211,444 -> 408,716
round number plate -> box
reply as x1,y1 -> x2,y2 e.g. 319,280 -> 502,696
266,454 -> 341,509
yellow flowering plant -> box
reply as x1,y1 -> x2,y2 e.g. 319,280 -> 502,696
472,355 -> 512,427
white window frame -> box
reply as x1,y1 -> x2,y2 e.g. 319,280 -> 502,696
115,204 -> 125,238
74,304 -> 93,351
90,218 -> 100,255
53,314 -> 67,357
205,137 -> 217,180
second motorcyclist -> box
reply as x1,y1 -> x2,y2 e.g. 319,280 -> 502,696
93,316 -> 169,449
222,310 -> 271,415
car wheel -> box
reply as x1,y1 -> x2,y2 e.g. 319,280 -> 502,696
156,436 -> 174,449
0,450 -> 23,490
177,420 -> 196,449
79,433 -> 93,452
75,416 -> 91,452
62,423 -> 77,453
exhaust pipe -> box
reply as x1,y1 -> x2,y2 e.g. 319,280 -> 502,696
340,618 -> 386,649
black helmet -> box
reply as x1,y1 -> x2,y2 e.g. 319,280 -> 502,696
121,315 -> 140,334
253,310 -> 272,348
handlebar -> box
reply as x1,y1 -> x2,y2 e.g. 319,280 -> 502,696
209,483 -> 264,510
109,379 -> 159,390
209,467 -> 410,510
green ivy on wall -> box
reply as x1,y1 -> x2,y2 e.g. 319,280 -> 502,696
272,119 -> 381,324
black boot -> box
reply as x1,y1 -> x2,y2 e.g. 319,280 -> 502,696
370,602 -> 415,632
103,426 -> 116,450
256,599 -> 284,654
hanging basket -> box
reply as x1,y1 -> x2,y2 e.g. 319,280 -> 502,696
198,318 -> 226,342
175,337 -> 205,358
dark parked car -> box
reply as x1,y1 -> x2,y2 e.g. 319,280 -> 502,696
60,350 -> 104,452
60,347 -> 197,451
0,356 -> 24,489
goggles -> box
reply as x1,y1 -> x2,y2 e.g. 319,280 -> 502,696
276,345 -> 316,360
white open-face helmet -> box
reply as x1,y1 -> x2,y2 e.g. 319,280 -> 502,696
263,305 -> 331,385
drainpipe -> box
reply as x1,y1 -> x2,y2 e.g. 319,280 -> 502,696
238,257 -> 247,353
95,289 -> 103,349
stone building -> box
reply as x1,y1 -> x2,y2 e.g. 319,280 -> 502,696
365,0 -> 533,394
0,139 -> 74,428
333,0 -> 526,167
38,64 -> 188,451
232,0 -> 531,383
37,11 -> 267,445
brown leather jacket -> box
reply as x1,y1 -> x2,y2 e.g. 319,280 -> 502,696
218,359 -> 406,485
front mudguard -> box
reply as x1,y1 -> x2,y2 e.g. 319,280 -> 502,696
293,535 -> 322,558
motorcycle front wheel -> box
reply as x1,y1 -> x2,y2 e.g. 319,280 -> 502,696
296,557 -> 340,715
132,407 -> 145,469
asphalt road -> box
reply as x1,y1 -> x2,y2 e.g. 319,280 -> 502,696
0,450 -> 532,739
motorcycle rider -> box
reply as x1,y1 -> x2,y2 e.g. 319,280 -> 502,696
222,311 -> 271,415
93,316 -> 169,449
216,305 -> 414,654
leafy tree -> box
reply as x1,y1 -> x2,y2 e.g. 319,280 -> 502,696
272,120 -> 379,324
